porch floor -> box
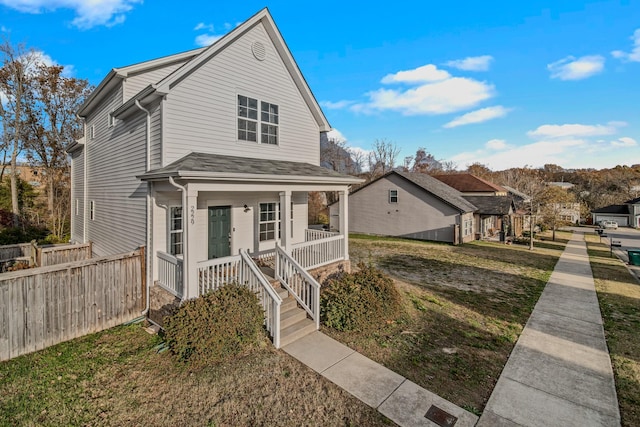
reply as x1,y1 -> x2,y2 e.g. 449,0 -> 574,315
283,332 -> 478,427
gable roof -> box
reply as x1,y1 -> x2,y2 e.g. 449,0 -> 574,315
502,185 -> 531,202
592,205 -> 629,214
79,8 -> 330,132
463,196 -> 514,216
347,171 -> 476,213
137,152 -> 362,184
432,173 -> 507,193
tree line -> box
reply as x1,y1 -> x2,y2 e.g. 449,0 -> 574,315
0,40 -> 91,242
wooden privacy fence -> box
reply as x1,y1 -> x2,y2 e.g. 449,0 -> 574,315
37,242 -> 92,267
0,247 -> 145,362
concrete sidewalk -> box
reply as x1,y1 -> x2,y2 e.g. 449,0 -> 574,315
477,232 -> 621,427
284,331 -> 478,427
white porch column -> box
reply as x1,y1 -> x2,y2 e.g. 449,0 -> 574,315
338,189 -> 349,260
280,190 -> 292,252
185,187 -> 199,299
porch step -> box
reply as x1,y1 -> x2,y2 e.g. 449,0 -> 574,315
281,305 -> 308,329
276,287 -> 289,300
280,317 -> 316,348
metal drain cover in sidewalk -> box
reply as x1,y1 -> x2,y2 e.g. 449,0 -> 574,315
425,405 -> 457,426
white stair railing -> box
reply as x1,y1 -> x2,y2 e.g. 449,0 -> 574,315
291,234 -> 345,270
275,244 -> 321,330
157,251 -> 184,297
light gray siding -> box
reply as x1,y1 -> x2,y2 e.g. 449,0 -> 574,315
123,61 -> 188,101
70,147 -> 84,243
149,98 -> 162,170
349,174 -> 462,243
85,85 -> 147,256
163,22 -> 320,167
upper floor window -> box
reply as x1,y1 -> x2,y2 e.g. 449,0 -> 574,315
89,124 -> 95,140
389,189 -> 398,203
108,112 -> 116,128
237,95 -> 278,145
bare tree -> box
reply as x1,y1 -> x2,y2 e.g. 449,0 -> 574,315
367,138 -> 400,179
0,39 -> 38,226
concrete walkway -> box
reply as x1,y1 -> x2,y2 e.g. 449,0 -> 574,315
477,232 -> 621,427
284,331 -> 479,427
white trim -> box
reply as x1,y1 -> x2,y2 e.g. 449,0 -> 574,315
89,200 -> 95,221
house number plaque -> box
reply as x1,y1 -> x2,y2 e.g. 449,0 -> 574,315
190,206 -> 195,224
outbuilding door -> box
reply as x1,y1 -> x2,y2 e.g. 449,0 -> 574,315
208,206 -> 231,259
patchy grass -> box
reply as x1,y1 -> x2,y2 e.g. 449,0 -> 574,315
323,232 -> 567,412
0,324 -> 389,426
585,233 -> 640,427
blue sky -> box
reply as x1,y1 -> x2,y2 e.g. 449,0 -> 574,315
2,0 -> 639,170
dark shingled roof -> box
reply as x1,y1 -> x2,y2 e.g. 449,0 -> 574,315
138,152 -> 362,183
432,173 -> 507,193
624,196 -> 640,205
463,196 -> 514,215
347,171 -> 476,213
592,205 -> 629,214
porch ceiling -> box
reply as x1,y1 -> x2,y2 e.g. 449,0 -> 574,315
138,152 -> 363,185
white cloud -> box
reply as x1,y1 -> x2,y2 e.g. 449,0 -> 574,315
321,100 -> 354,110
0,0 -> 142,29
611,137 -> 637,147
195,33 -> 223,47
527,122 -> 624,139
547,55 -> 605,80
327,128 -> 347,143
485,139 -> 509,150
381,64 -> 450,84
443,105 -> 510,128
352,76 -> 495,116
445,55 -> 493,71
194,22 -> 214,31
612,29 -> 640,62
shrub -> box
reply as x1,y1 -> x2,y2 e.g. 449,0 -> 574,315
320,263 -> 402,332
163,283 -> 265,366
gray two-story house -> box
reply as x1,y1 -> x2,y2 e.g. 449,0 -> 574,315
67,8 -> 361,347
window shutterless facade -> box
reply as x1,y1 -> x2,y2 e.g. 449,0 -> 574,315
90,200 -> 95,220
389,189 -> 398,203
259,202 -> 278,241
238,95 -> 278,145
169,206 -> 183,255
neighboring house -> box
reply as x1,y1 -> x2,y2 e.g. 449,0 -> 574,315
433,174 -> 513,239
462,196 -> 515,239
592,197 -> 640,228
554,202 -> 581,224
67,8 -> 361,347
1,164 -> 46,190
331,171 -> 476,244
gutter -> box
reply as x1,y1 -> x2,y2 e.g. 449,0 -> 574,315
134,100 -> 153,316
168,176 -> 188,299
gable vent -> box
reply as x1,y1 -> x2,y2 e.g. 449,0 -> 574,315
252,41 -> 266,61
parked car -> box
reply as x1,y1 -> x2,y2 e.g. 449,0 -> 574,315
601,220 -> 619,230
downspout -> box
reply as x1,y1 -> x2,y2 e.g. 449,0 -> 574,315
168,176 -> 188,299
134,100 -> 152,316
78,115 -> 88,246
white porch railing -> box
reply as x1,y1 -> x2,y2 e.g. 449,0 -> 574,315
291,234 -> 345,270
197,254 -> 242,295
305,228 -> 338,241
157,251 -> 184,297
196,251 -> 282,348
275,244 -> 320,330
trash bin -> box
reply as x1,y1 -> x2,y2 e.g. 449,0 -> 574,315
627,249 -> 640,266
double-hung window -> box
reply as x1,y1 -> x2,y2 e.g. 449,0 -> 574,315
260,101 -> 278,145
259,202 -> 278,241
169,207 -> 183,256
238,95 -> 258,142
389,189 -> 398,203
463,219 -> 473,236
238,95 -> 278,145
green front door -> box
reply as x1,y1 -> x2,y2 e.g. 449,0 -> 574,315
208,206 -> 231,259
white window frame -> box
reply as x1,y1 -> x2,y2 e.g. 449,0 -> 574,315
259,202 -> 278,242
108,112 -> 116,128
89,124 -> 95,140
168,206 -> 183,256
75,199 -> 79,216
463,218 -> 473,236
90,200 -> 95,221
389,189 -> 398,203
237,94 -> 279,146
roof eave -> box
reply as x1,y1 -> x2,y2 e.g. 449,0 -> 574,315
138,170 -> 363,184
77,70 -> 124,117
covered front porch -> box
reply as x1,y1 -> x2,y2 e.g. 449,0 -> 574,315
139,152 -> 361,347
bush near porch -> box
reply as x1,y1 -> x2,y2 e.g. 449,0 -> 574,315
164,283 -> 265,366
321,232 -> 568,415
